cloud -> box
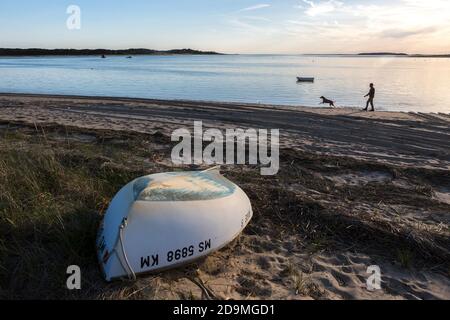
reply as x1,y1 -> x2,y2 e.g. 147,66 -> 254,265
224,0 -> 450,53
379,27 -> 437,39
228,17 -> 278,35
243,16 -> 272,22
229,4 -> 273,34
290,0 -> 450,42
238,4 -> 271,12
298,0 -> 343,17
228,18 -> 259,31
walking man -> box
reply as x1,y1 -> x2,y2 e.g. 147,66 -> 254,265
363,83 -> 375,112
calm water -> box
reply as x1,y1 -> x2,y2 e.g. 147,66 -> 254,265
1,54 -> 450,113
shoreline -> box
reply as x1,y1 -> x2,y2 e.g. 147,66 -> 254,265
1,52 -> 449,58
0,92 -> 316,110
1,92 -> 449,171
0,48 -> 223,56
2,92 -> 448,115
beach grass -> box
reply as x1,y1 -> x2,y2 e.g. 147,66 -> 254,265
0,126 -> 145,299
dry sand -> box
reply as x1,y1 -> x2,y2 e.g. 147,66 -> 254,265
1,93 -> 449,300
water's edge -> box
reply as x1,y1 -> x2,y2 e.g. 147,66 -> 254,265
1,91 -> 442,115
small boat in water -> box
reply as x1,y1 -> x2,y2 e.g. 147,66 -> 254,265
297,77 -> 315,82
96,167 -> 253,281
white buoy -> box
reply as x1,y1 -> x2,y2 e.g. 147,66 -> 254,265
96,168 -> 253,281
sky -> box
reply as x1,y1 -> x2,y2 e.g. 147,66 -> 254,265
0,0 -> 449,54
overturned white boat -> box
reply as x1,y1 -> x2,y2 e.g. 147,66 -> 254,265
96,168 -> 253,281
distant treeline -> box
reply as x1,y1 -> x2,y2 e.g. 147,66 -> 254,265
358,52 -> 450,58
410,54 -> 450,58
358,52 -> 408,56
0,48 -> 221,56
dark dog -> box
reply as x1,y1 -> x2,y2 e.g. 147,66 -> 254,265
320,96 -> 336,108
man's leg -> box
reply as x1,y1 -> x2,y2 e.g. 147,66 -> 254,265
363,100 -> 369,111
370,99 -> 374,111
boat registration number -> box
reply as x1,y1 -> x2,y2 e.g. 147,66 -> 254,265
140,239 -> 212,269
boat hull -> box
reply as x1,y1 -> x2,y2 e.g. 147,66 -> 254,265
96,171 -> 253,281
297,77 -> 315,82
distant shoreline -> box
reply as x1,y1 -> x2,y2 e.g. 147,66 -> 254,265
358,52 -> 450,58
0,48 -> 222,57
303,53 -> 450,58
1,49 -> 449,58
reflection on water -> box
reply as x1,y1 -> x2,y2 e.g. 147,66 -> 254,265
0,54 -> 449,113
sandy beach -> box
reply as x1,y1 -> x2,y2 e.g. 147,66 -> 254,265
0,93 -> 449,300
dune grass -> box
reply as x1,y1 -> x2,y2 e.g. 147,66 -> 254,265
0,128 -> 144,299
